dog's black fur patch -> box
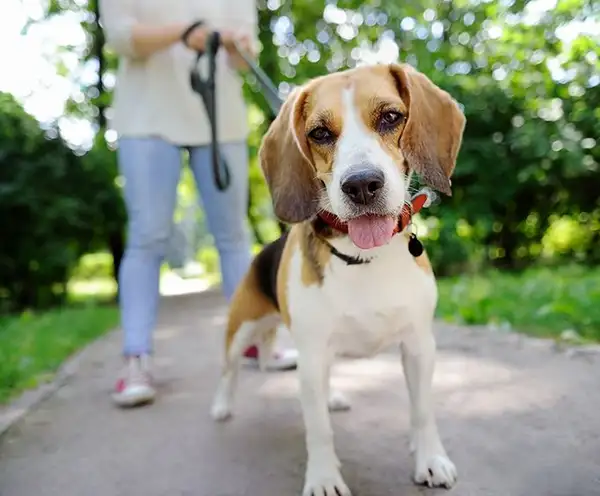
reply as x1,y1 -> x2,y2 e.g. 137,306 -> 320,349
253,231 -> 289,310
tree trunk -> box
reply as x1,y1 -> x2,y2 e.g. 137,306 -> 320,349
108,230 -> 124,301
93,1 -> 124,296
92,1 -> 107,129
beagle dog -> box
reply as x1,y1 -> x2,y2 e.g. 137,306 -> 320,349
210,63 -> 466,495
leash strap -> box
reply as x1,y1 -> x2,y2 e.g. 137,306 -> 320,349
189,32 -> 285,191
232,40 -> 283,117
190,31 -> 231,191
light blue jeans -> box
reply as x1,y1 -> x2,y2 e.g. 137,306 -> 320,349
117,137 -> 252,356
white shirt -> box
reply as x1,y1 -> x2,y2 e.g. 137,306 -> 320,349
99,0 -> 257,146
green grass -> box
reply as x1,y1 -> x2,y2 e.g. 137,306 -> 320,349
2,256 -> 597,405
197,247 -> 600,342
0,303 -> 118,404
436,265 -> 600,342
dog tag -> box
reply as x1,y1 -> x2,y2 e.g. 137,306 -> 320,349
408,233 -> 424,257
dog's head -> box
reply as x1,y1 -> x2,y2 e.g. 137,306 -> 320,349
259,63 -> 466,249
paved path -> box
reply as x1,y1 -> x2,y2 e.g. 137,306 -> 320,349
1,291 -> 599,496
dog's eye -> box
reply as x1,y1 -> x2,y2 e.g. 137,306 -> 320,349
308,126 -> 334,144
378,111 -> 404,131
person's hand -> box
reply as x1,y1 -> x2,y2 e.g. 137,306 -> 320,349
235,34 -> 255,57
219,29 -> 238,52
220,30 -> 255,70
183,24 -> 210,52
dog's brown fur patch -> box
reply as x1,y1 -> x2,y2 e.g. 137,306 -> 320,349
300,223 -> 332,287
225,265 -> 277,353
275,227 -> 299,328
274,221 -> 341,328
414,250 -> 433,274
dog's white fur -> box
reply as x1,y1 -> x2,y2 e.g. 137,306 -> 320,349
328,89 -> 406,219
211,65 -> 462,496
289,236 -> 456,495
290,87 -> 454,495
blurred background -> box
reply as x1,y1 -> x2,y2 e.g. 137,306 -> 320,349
0,0 -> 598,403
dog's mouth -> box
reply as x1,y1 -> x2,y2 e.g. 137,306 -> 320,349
346,214 -> 396,250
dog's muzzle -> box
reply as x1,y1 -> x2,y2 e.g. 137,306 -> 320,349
340,169 -> 385,206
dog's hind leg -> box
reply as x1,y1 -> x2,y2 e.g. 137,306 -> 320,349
326,359 -> 351,412
256,325 -> 277,371
210,269 -> 279,422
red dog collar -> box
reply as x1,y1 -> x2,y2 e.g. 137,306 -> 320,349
318,189 -> 433,235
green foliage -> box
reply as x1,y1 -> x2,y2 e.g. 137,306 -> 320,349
0,93 -> 86,310
0,303 -> 118,404
437,265 -> 600,342
0,93 -> 125,312
70,252 -> 116,281
253,0 -> 600,272
27,0 -> 600,280
76,133 -> 126,250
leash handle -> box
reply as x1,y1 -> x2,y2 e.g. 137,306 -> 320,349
189,33 -> 285,191
189,31 -> 231,191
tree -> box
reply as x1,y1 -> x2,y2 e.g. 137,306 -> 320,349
24,0 -> 600,274
0,92 -> 124,310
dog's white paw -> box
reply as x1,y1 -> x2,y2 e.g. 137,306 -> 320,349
302,468 -> 352,496
328,390 -> 351,412
210,395 -> 232,422
414,453 -> 457,489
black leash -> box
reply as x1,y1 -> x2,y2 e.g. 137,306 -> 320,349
231,40 -> 283,117
231,39 -> 287,235
189,31 -> 231,191
188,29 -> 286,192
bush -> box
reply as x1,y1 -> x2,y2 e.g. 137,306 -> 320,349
0,93 -> 125,312
416,74 -> 599,274
437,265 -> 600,342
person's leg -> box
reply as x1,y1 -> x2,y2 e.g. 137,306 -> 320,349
113,137 -> 182,406
189,142 -> 296,370
189,143 -> 252,301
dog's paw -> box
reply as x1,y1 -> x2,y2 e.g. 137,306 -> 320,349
210,396 -> 232,422
302,469 -> 352,496
328,390 -> 351,412
414,453 -> 457,489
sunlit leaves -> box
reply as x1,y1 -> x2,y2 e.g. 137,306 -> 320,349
22,0 -> 600,267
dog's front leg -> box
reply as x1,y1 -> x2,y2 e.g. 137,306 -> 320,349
401,321 -> 457,489
296,330 -> 351,496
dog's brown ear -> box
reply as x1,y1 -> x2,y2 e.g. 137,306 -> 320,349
389,63 -> 466,196
259,85 -> 320,223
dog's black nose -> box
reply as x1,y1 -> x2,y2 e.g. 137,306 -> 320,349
341,170 -> 385,205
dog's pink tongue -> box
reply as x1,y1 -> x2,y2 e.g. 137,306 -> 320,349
347,216 -> 396,250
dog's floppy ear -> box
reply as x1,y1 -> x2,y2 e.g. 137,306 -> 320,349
259,85 -> 320,224
389,63 -> 466,196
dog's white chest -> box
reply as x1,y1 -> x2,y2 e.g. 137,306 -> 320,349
332,302 -> 404,357
288,236 -> 437,358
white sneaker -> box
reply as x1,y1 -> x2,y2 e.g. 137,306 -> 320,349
112,355 -> 156,408
242,346 -> 298,371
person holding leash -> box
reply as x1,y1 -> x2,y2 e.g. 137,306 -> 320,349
99,0 -> 298,408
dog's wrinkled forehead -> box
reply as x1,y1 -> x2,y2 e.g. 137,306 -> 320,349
258,63 -> 465,224
302,66 -> 407,139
